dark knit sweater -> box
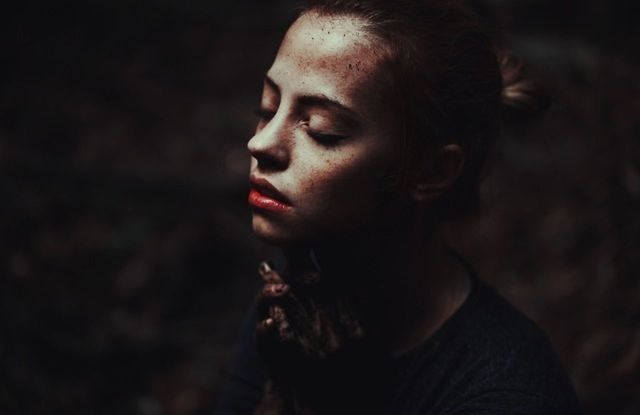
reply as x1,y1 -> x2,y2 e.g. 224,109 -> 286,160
215,263 -> 582,415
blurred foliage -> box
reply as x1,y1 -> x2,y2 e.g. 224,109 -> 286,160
0,0 -> 638,414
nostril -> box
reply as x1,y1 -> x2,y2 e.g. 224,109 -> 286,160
248,140 -> 288,171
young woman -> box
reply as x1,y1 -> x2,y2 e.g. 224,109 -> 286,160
217,0 -> 582,414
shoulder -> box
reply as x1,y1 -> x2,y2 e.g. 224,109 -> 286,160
450,279 -> 581,413
392,276 -> 582,415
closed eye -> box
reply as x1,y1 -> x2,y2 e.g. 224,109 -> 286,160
307,131 -> 347,145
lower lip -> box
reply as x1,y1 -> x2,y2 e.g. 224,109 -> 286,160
248,189 -> 292,212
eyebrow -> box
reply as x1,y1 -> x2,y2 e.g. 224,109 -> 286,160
264,75 -> 361,128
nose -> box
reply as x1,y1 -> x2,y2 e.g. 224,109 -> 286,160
247,116 -> 289,171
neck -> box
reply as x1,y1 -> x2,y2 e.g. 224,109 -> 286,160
282,205 -> 471,357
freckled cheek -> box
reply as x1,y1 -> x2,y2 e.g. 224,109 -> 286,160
295,157 -> 380,214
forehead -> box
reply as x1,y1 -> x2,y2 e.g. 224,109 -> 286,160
268,12 -> 387,111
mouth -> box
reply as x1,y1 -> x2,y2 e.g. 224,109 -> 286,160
248,175 -> 293,212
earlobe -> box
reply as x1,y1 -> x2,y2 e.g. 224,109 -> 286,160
410,144 -> 465,203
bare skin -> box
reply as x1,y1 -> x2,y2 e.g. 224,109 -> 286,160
248,12 -> 398,247
248,11 -> 470,414
256,207 -> 470,359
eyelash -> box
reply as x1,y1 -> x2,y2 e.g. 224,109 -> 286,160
307,131 -> 347,145
253,107 -> 347,145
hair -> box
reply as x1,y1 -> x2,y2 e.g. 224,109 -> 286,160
302,0 -> 550,220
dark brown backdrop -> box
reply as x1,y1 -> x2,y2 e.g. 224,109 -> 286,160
1,0 -> 638,414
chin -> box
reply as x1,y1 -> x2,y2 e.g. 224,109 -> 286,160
251,213 -> 320,248
251,214 -> 295,246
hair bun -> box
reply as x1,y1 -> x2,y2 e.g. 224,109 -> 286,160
499,52 -> 551,120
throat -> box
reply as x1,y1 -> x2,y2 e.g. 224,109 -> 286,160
305,225 -> 472,357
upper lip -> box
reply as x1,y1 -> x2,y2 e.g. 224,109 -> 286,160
249,174 -> 291,205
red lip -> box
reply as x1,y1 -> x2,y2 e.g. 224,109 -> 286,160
248,175 -> 292,212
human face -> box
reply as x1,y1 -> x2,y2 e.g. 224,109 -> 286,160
247,12 -> 398,246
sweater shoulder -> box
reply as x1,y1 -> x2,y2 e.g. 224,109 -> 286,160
393,277 -> 582,414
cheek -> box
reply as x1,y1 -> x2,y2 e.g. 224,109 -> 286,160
296,150 -> 388,223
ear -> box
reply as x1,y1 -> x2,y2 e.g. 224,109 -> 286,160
409,144 -> 465,203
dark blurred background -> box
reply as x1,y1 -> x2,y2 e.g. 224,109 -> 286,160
0,0 -> 637,414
